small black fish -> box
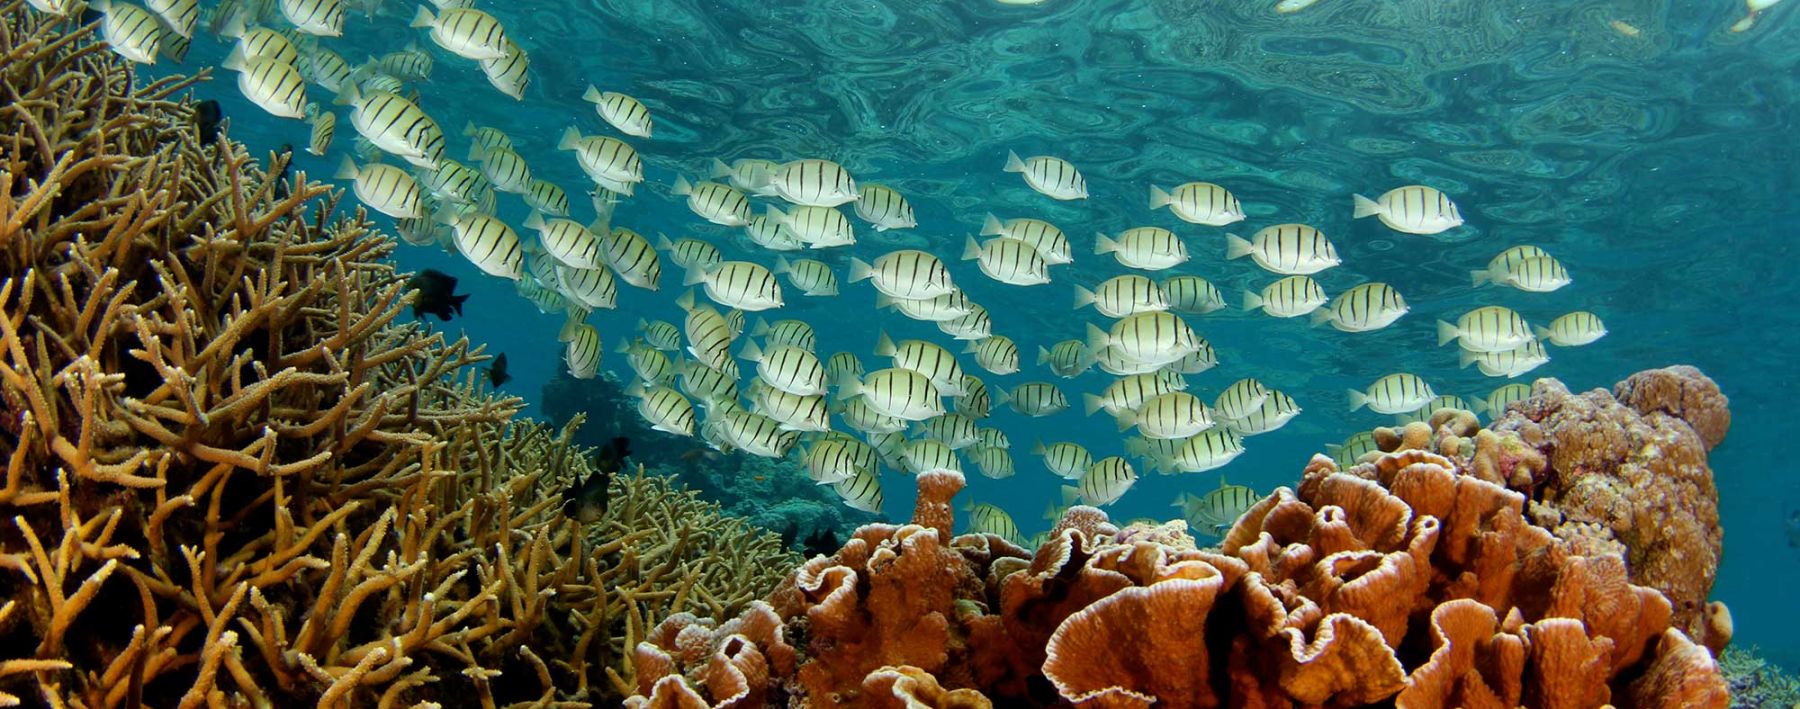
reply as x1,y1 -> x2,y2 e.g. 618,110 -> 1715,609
272,143 -> 293,199
406,269 -> 469,321
78,7 -> 103,26
1787,503 -> 1800,549
801,528 -> 839,558
195,100 -> 224,147
488,353 -> 511,387
564,437 -> 631,523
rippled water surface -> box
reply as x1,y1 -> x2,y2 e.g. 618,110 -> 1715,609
167,0 -> 1797,660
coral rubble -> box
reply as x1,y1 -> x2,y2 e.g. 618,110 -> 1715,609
0,8 -> 792,706
625,374 -> 1733,707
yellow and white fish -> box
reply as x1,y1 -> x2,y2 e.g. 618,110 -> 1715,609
1311,282 -> 1407,332
753,318 -> 816,351
1244,275 -> 1327,318
146,0 -> 200,38
335,156 -> 423,218
1211,378 -> 1270,423
598,226 -> 662,290
771,159 -> 859,207
1074,274 -> 1168,318
1149,182 -> 1245,226
878,291 -> 973,323
558,127 -> 643,195
469,142 -> 532,194
749,383 -> 831,432
222,52 -> 310,118
1037,340 -> 1094,379
1119,392 -> 1214,440
220,15 -> 298,66
741,340 -> 827,396
743,215 -> 805,251
832,466 -> 883,513
1161,275 -> 1226,314
1084,371 -> 1185,417
674,177 -> 752,227
658,234 -> 724,272
1034,441 -> 1093,480
1066,457 -> 1135,506
1086,311 -> 1201,367
523,212 -> 601,268
1004,151 -> 1086,200
854,184 -> 916,231
626,382 -> 696,436
773,257 -> 838,296
770,205 -> 855,248
1437,305 -> 1534,353
1352,185 -> 1463,235
335,85 -> 444,169
839,368 -> 945,421
306,109 -> 335,156
410,6 -> 511,60
1478,383 -> 1533,419
1460,340 -> 1549,379
1095,227 -> 1187,271
582,86 -> 653,138
441,209 -> 523,279
970,446 -> 1015,480
478,40 -> 530,100
982,215 -> 1072,265
684,261 -> 781,311
711,158 -> 780,194
1349,373 -> 1436,414
1472,254 -> 1570,292
874,333 -> 966,395
848,250 -> 957,299
278,0 -> 344,36
1142,430 -> 1244,475
524,179 -> 570,217
1534,312 -> 1607,347
1223,390 -> 1301,436
638,319 -> 682,352
995,382 -> 1069,417
1226,225 -> 1339,275
937,304 -> 993,341
963,236 -> 1050,286
563,323 -> 602,379
967,336 -> 1020,375
916,413 -> 982,450
94,0 -> 165,64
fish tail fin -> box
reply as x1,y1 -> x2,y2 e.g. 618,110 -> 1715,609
1436,320 -> 1459,347
980,213 -> 1005,236
847,257 -> 872,283
1308,308 -> 1334,328
1084,323 -> 1110,355
333,155 -> 358,180
1351,193 -> 1381,219
1241,290 -> 1263,312
1072,284 -> 1095,310
557,126 -> 581,151
1149,185 -> 1172,209
710,158 -> 733,178
672,175 -> 693,196
1225,233 -> 1253,260
1082,393 -> 1106,417
409,5 -> 435,29
1470,269 -> 1491,288
1004,150 -> 1026,173
1092,232 -> 1116,255
960,235 -> 982,261
582,84 -> 603,104
1060,485 -> 1082,506
1347,389 -> 1369,412
1458,349 -> 1478,369
522,210 -> 545,231
1532,324 -> 1551,340
1035,346 -> 1051,366
873,331 -> 896,357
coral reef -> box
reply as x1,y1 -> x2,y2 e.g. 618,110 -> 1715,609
0,9 -> 792,705
623,446 -> 1729,707
1720,646 -> 1800,709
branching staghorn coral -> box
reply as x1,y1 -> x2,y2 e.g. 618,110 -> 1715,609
0,6 -> 794,706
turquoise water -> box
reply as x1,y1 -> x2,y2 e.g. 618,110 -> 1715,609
156,0 -> 1795,663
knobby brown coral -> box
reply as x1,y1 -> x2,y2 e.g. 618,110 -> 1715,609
0,8 -> 792,706
626,447 -> 1729,707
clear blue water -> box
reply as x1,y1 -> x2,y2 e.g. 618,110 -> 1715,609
156,0 -> 1796,664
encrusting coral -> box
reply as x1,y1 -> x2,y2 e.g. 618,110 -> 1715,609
0,8 -> 793,706
624,378 -> 1732,707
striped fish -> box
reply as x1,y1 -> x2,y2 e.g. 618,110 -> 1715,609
146,0 -> 198,37
902,439 -> 961,474
970,446 -> 1015,480
996,382 -> 1068,417
1244,275 -> 1327,318
1473,255 -> 1570,292
832,466 -> 883,513
334,157 -> 423,218
848,250 -> 956,299
224,54 -> 309,118
771,159 -> 859,207
1327,431 -> 1382,469
1353,185 -> 1463,235
967,336 -> 1019,376
724,309 -> 747,339
1086,311 -> 1200,367
770,205 -> 855,248
1069,457 -> 1134,506
1095,227 -> 1187,271
335,85 -> 445,169
1074,274 -> 1167,318
1213,378 -> 1271,422
1460,340 -> 1549,379
1349,373 -> 1437,414
1226,225 -> 1340,275
853,184 -> 916,231
377,45 -> 433,80
982,215 -> 1071,265
625,382 -> 695,436
954,375 -> 990,419
711,158 -> 780,194
1150,182 -> 1244,226
656,234 -> 723,272
564,323 -> 602,379
741,341 -> 826,396
684,261 -> 781,311
305,109 -> 335,155
470,143 -> 532,194
556,263 -> 616,309
804,438 -> 866,485
298,49 -> 352,91
1479,383 -> 1533,419
158,30 -> 189,63
1396,394 -> 1474,426
1148,430 -> 1244,474
96,0 -> 165,64
1312,282 -> 1407,332
1179,479 -> 1259,533
1165,344 -> 1218,375
878,290 -> 973,323
464,122 -> 513,152
410,6 -> 511,60
915,413 -> 981,449
749,383 -> 831,432
825,351 -> 864,383
710,410 -> 800,458
743,215 -> 805,251
1034,441 -> 1092,480
1534,311 -> 1606,347
874,333 -> 966,395
752,318 -> 816,351
442,210 -> 523,279
525,213 -> 600,268
278,0 -> 343,36
479,40 -> 529,100
1224,390 -> 1301,436
773,257 -> 837,297
638,319 -> 682,352
1084,371 -> 1184,417
964,502 -> 1020,540
1091,346 -> 1163,376
523,179 -> 570,217
1161,275 -> 1226,314
599,226 -> 662,290
674,177 -> 751,227
1004,151 -> 1086,200
1120,392 -> 1213,440
583,87 -> 653,138
559,128 -> 643,195
937,304 -> 993,341
417,159 -> 486,205
838,396 -> 907,434
678,360 -> 739,409
1437,306 -> 1534,353
618,339 -> 674,384
839,368 -> 945,421
1036,339 -> 1093,379
220,16 -> 296,66
963,236 -> 1049,286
